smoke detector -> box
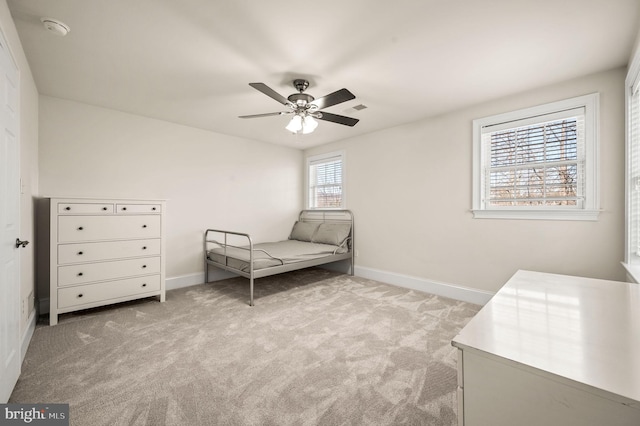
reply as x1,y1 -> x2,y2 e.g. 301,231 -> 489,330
40,18 -> 70,36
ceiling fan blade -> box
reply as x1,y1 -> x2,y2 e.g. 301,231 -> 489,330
316,111 -> 359,127
238,111 -> 290,119
310,88 -> 355,110
248,83 -> 292,106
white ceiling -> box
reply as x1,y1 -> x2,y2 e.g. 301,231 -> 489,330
7,0 -> 640,149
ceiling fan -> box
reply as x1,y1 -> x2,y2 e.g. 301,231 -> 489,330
239,79 -> 359,134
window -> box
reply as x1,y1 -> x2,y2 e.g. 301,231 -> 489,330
472,93 -> 599,220
306,151 -> 345,209
625,47 -> 640,275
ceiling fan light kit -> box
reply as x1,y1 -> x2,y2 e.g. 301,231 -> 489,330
239,79 -> 359,135
302,115 -> 318,134
286,114 -> 319,134
285,114 -> 303,133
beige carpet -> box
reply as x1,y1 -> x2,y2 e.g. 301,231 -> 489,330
10,268 -> 480,425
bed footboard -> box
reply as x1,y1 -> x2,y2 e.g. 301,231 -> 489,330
204,229 -> 258,306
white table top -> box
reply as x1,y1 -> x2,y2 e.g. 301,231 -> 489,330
452,270 -> 640,406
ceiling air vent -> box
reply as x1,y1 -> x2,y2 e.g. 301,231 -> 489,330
343,104 -> 367,115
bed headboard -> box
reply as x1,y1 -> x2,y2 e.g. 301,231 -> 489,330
298,209 -> 353,225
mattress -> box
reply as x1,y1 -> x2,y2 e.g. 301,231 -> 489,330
207,239 -> 347,272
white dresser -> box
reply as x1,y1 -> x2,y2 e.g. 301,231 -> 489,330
452,270 -> 640,426
41,197 -> 166,325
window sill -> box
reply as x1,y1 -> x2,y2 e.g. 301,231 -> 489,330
471,209 -> 600,221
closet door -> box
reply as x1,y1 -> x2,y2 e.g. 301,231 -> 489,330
0,29 -> 21,403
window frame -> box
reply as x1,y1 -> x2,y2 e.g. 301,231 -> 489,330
305,150 -> 346,210
472,93 -> 600,221
624,41 -> 640,277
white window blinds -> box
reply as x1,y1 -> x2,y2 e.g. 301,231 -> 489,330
308,153 -> 344,209
629,81 -> 640,257
481,107 -> 585,208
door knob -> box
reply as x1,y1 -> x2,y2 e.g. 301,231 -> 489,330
16,238 -> 29,248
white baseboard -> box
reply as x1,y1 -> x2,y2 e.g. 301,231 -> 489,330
171,266 -> 494,306
354,266 -> 494,306
167,269 -> 238,291
166,273 -> 205,291
21,310 -> 36,362
38,267 -> 492,314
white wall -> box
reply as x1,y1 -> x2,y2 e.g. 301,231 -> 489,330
37,67 -> 627,301
0,0 -> 39,342
306,67 -> 626,294
38,96 -> 303,290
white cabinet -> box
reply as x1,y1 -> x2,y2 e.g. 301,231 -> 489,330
452,270 -> 640,426
41,197 -> 166,325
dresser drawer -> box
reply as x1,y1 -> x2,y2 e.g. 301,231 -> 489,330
58,202 -> 114,214
116,203 -> 162,214
58,215 -> 161,242
58,275 -> 161,309
58,239 -> 161,264
58,256 -> 161,286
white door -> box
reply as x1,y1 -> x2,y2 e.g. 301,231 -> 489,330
0,28 -> 21,403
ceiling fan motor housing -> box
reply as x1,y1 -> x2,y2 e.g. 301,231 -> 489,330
288,92 -> 314,106
289,79 -> 314,107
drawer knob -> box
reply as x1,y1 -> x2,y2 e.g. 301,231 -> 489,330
142,265 -> 147,269
77,227 -> 84,231
142,283 -> 147,287
142,246 -> 147,250
78,251 -> 83,255
152,207 -> 156,211
77,272 -> 83,276
142,224 -> 147,228
65,206 -> 71,211
122,207 -> 127,211
77,293 -> 83,298
102,207 -> 108,211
